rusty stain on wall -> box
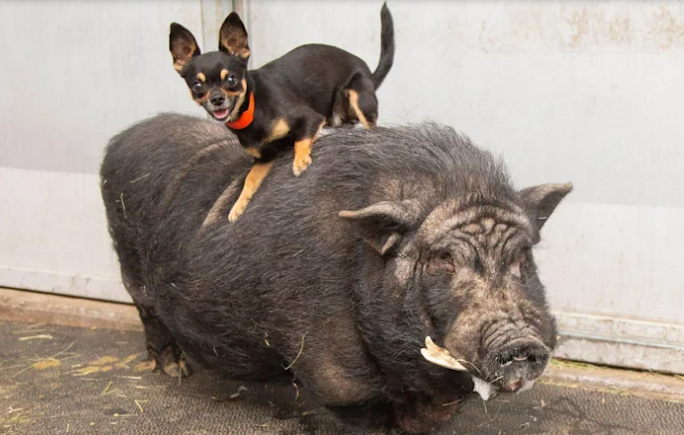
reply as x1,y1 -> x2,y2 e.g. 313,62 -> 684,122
651,6 -> 684,50
477,1 -> 684,53
608,17 -> 631,44
566,8 -> 592,47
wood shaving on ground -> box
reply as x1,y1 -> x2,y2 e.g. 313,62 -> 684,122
18,335 -> 53,341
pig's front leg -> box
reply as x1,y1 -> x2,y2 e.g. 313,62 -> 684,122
328,400 -> 393,435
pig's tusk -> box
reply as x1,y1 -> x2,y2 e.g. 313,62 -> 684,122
420,336 -> 468,372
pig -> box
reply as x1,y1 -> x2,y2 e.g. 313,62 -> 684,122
100,113 -> 572,434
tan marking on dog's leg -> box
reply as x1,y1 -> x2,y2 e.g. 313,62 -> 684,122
292,120 -> 325,177
293,139 -> 312,177
228,161 -> 275,222
202,176 -> 244,229
265,118 -> 290,143
245,148 -> 262,159
220,69 -> 229,80
347,89 -> 371,129
197,72 -> 206,82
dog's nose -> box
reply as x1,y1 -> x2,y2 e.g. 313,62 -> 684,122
210,93 -> 225,106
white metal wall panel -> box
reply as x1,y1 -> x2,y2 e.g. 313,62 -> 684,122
245,0 -> 684,373
0,0 -> 209,302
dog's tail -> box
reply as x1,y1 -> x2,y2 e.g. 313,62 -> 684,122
371,2 -> 395,89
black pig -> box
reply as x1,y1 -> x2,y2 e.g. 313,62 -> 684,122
100,114 -> 572,434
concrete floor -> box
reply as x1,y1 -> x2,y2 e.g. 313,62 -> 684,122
2,320 -> 684,435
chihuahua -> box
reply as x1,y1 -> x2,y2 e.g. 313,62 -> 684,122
169,3 -> 395,221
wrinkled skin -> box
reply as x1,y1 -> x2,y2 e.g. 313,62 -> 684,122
100,114 -> 572,434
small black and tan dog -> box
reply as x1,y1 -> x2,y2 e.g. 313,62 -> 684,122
170,3 -> 395,221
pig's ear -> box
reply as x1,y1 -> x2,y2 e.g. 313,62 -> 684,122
339,199 -> 422,255
519,183 -> 573,233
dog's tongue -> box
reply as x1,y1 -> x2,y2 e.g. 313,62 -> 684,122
213,109 -> 229,120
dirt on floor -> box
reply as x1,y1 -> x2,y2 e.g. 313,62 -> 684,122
1,320 -> 684,435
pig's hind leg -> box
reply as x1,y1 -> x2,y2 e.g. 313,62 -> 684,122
121,272 -> 192,379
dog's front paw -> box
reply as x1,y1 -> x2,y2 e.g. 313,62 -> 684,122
229,200 -> 247,222
293,155 -> 312,177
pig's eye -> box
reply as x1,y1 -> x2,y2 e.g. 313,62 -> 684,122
509,248 -> 530,278
427,251 -> 455,275
509,261 -> 521,278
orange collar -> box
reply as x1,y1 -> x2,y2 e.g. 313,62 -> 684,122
225,92 -> 255,130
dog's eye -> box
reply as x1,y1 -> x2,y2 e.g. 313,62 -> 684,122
226,75 -> 238,87
509,261 -> 521,278
191,82 -> 203,93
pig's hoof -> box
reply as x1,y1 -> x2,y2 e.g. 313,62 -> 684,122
162,360 -> 192,378
156,346 -> 192,379
292,155 -> 312,177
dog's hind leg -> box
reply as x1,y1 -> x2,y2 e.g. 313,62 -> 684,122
346,75 -> 379,129
290,110 -> 326,176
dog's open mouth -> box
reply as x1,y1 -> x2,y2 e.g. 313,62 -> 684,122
212,108 -> 230,121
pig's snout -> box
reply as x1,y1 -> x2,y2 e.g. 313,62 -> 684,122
484,336 -> 551,392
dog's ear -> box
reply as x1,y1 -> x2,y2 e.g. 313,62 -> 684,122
170,23 -> 201,73
218,13 -> 250,60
